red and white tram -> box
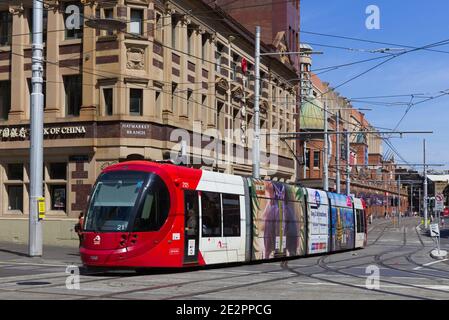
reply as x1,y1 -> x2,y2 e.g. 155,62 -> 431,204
80,161 -> 367,268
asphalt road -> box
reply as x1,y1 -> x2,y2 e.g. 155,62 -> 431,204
0,217 -> 448,300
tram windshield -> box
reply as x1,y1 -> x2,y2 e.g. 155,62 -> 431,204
84,171 -> 149,232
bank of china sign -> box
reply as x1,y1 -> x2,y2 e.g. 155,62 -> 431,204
0,126 -> 87,140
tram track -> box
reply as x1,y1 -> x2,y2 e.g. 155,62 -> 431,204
99,224 -> 439,300
308,225 -> 449,299
2,219 -> 447,300
82,220 -> 449,300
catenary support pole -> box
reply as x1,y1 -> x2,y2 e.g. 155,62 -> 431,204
323,102 -> 329,191
346,131 -> 350,196
336,111 -> 340,193
29,0 -> 44,256
253,26 -> 261,179
424,139 -> 428,228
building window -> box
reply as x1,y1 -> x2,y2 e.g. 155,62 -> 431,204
49,163 -> 67,180
64,75 -> 82,116
103,8 -> 114,36
313,151 -> 320,168
222,194 -> 240,237
64,2 -> 83,40
103,88 -> 113,116
230,60 -> 237,81
50,185 -> 66,211
28,9 -> 48,43
0,11 -> 12,46
7,164 -> 23,180
8,185 -> 23,212
201,191 -> 221,237
0,80 -> 11,120
46,163 -> 67,213
215,42 -> 224,73
130,9 -> 143,35
130,88 -> 143,115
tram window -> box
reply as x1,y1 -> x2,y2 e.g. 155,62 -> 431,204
84,175 -> 144,232
201,191 -> 221,237
222,194 -> 240,237
134,175 -> 170,232
356,209 -> 363,232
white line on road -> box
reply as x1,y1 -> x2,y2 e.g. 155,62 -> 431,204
413,259 -> 448,270
0,261 -> 77,268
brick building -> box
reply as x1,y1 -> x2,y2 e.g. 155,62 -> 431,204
298,67 -> 409,219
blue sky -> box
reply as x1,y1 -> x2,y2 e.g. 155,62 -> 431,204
301,0 -> 449,170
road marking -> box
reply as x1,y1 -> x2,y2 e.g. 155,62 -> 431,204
0,261 -> 75,268
413,259 -> 448,270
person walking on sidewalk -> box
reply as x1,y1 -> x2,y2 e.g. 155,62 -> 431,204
75,212 -> 85,247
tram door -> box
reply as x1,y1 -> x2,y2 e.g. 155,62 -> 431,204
184,190 -> 200,264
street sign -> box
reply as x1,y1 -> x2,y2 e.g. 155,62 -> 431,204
435,193 -> 444,211
430,223 -> 440,237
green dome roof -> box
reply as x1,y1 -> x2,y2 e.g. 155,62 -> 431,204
300,98 -> 324,130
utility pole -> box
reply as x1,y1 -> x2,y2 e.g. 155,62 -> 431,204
423,139 -> 428,228
397,175 -> 401,227
29,0 -> 44,256
410,184 -> 413,215
419,186 -> 422,218
303,140 -> 307,179
336,111 -> 340,193
346,130 -> 350,196
253,26 -> 261,179
323,102 -> 329,191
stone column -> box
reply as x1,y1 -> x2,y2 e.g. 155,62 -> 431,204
45,6 -> 62,118
179,16 -> 189,120
8,8 -> 26,121
80,3 -> 97,118
162,8 -> 174,118
116,0 -> 127,116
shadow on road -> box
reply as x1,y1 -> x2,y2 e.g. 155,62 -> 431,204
0,248 -> 29,257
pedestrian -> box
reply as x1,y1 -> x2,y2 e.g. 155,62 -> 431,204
75,212 -> 84,247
